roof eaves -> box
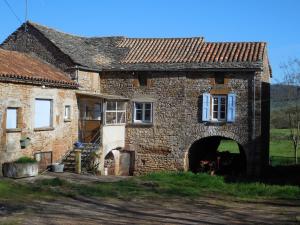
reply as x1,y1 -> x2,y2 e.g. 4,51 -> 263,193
104,61 -> 264,71
0,73 -> 79,89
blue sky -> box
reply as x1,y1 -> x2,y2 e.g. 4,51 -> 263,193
1,0 -> 300,82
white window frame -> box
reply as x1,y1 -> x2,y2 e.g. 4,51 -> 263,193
34,99 -> 53,129
105,101 -> 126,125
64,105 -> 71,121
6,107 -> 18,129
133,102 -> 153,124
211,95 -> 227,121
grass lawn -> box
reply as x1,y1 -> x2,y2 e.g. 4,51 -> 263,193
0,172 -> 299,202
218,129 -> 296,158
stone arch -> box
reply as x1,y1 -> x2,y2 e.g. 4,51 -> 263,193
185,134 -> 247,175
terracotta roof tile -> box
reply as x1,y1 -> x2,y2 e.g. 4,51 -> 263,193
0,49 -> 78,88
2,22 -> 268,71
119,38 -> 266,65
118,37 -> 206,64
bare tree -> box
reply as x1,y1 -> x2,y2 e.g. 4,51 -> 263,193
281,59 -> 300,164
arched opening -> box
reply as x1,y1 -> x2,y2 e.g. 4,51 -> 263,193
104,151 -> 115,175
188,136 -> 246,175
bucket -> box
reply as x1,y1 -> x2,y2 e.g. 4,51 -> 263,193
51,163 -> 64,173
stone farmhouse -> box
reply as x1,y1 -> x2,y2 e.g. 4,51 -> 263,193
0,21 -> 271,176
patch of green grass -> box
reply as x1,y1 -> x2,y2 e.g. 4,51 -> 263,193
218,140 -> 239,153
270,140 -> 295,157
139,172 -> 300,200
1,173 -> 299,202
271,129 -> 290,139
217,129 -> 296,158
0,179 -> 54,202
27,173 -> 300,200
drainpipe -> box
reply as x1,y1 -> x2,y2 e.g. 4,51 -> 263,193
252,74 -> 256,176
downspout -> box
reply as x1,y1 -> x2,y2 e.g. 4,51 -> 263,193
252,73 -> 256,176
253,74 -> 256,141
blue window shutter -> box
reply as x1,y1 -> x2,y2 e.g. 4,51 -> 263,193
202,93 -> 211,122
227,93 -> 236,122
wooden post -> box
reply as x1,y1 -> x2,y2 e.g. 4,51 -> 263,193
75,149 -> 81,174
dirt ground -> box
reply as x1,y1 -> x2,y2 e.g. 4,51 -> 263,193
0,173 -> 299,225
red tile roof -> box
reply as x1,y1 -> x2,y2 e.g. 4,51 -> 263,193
118,38 -> 266,64
118,37 -> 205,64
0,49 -> 78,88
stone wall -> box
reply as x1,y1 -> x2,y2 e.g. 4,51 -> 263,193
77,70 -> 101,93
0,82 -> 78,175
101,70 -> 269,176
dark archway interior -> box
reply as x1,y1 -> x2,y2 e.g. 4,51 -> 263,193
188,136 -> 246,175
104,152 -> 115,175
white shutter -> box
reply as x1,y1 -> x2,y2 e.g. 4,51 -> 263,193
227,93 -> 236,122
202,93 -> 211,122
35,99 -> 52,128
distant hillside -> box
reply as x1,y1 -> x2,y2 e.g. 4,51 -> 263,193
271,84 -> 299,111
270,84 -> 300,128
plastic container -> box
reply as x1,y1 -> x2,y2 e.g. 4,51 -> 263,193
51,163 -> 64,173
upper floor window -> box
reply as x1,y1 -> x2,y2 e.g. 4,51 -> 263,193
212,96 -> 226,121
138,74 -> 147,86
215,76 -> 224,84
6,108 -> 18,129
81,103 -> 102,120
105,101 -> 126,125
134,102 -> 153,123
93,103 -> 101,120
35,99 -> 53,128
202,93 -> 236,122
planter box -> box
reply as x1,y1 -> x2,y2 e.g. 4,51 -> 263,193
2,162 -> 38,178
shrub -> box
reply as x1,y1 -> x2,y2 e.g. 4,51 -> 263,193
14,156 -> 37,164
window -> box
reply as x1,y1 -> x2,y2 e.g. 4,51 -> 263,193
202,93 -> 236,122
35,99 -> 52,128
134,102 -> 153,123
105,101 -> 126,124
215,76 -> 224,84
93,103 -> 101,120
64,105 -> 71,120
80,103 -> 102,120
138,74 -> 147,86
6,108 -> 18,129
212,96 -> 226,121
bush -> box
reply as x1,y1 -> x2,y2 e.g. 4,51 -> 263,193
14,156 -> 37,164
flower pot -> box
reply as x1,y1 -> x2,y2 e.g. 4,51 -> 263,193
51,163 -> 64,173
2,162 -> 38,178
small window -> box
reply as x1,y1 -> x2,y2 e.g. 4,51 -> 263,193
212,96 -> 226,121
64,105 -> 71,120
215,76 -> 224,84
105,101 -> 126,125
6,108 -> 18,129
35,99 -> 52,128
134,102 -> 153,123
138,74 -> 147,86
93,103 -> 101,120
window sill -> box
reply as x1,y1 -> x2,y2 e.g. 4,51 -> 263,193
34,127 -> 55,132
127,123 -> 154,128
104,123 -> 126,126
64,119 -> 72,122
204,121 -> 229,126
6,128 -> 22,133
80,118 -> 101,121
